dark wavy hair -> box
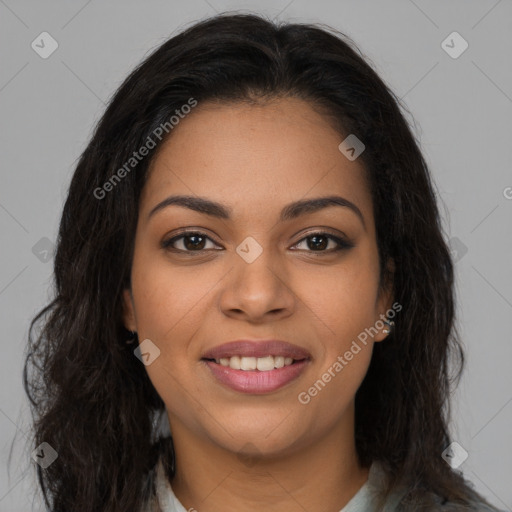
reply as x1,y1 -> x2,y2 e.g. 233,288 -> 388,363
19,12 -> 499,512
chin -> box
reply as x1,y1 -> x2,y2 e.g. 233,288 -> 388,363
200,415 -> 308,459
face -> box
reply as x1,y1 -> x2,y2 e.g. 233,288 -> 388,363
122,96 -> 394,458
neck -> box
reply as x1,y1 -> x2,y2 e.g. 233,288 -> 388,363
167,405 -> 370,512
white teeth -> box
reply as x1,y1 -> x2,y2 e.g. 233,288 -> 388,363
213,355 -> 298,371
240,356 -> 257,370
228,355 -> 241,370
256,356 -> 274,371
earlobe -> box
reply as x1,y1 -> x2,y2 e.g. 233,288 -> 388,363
374,257 -> 396,342
374,314 -> 395,343
122,288 -> 137,332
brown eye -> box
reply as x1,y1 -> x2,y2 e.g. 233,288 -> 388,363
162,231 -> 220,252
292,232 -> 354,253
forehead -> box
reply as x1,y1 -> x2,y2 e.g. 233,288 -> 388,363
141,97 -> 373,226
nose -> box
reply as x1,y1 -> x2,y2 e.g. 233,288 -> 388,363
219,243 -> 296,323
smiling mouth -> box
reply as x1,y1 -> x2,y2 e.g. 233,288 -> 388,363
202,355 -> 308,372
202,356 -> 310,394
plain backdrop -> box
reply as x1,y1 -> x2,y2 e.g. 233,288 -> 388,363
1,1 -> 511,510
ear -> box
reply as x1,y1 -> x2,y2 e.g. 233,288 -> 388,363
122,288 -> 137,332
373,257 -> 395,343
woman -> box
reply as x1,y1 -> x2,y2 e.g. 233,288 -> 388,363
23,12 -> 505,512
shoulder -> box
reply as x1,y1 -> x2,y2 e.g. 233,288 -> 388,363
394,487 -> 505,512
368,462 -> 505,512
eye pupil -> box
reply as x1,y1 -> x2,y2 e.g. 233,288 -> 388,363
184,234 -> 206,250
308,235 -> 328,250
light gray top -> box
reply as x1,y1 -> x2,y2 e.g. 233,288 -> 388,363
144,453 -> 505,512
151,458 -> 408,512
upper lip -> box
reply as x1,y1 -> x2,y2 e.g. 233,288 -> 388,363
201,340 -> 311,360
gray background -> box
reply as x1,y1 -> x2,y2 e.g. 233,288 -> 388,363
1,0 -> 511,510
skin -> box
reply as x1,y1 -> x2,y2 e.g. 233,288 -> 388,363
123,96 -> 394,512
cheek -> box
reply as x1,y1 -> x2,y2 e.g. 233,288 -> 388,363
298,251 -> 380,347
130,250 -> 215,345
129,252 -> 208,423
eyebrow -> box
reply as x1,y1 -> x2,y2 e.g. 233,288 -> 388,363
147,194 -> 366,229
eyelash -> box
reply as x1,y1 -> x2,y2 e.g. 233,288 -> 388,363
161,230 -> 354,255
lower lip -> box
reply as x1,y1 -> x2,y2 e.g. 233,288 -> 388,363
203,359 -> 309,394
